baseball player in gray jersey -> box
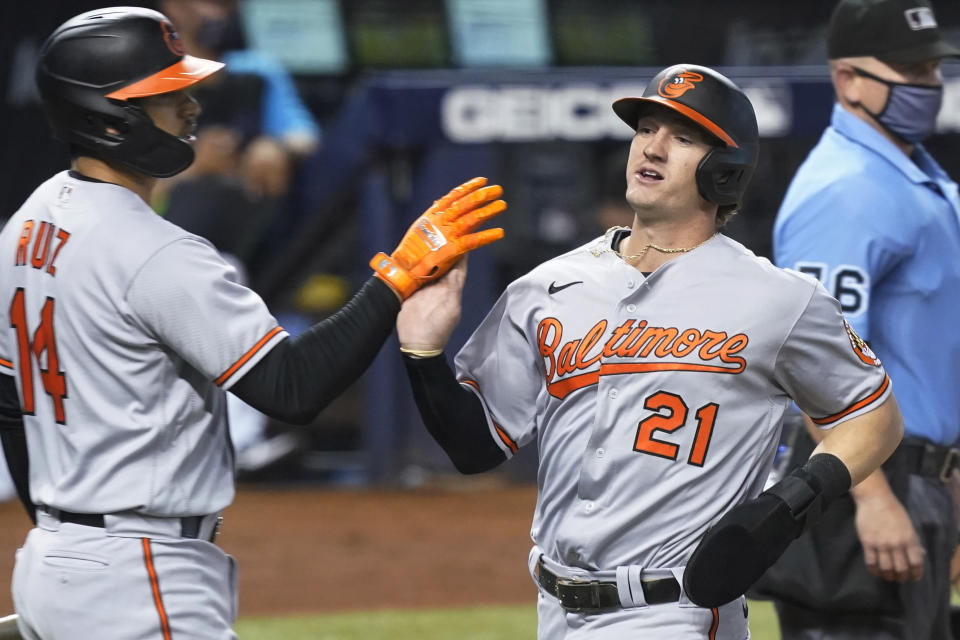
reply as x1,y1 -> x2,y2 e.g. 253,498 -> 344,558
395,64 -> 905,638
0,7 -> 504,640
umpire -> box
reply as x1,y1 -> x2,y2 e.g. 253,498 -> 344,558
758,0 -> 960,638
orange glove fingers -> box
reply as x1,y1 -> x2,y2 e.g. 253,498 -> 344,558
406,227 -> 504,278
454,227 -> 505,253
371,177 -> 504,300
445,185 -> 504,219
453,200 -> 507,235
427,177 -> 488,216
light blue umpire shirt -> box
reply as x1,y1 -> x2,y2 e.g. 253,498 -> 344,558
773,102 -> 960,446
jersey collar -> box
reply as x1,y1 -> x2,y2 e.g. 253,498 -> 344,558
67,169 -> 109,184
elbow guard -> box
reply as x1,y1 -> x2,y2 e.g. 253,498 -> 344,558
683,453 -> 851,608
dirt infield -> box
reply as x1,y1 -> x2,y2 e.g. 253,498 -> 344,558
0,482 -> 538,617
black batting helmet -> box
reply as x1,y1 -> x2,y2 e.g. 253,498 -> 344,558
36,6 -> 224,177
612,64 -> 759,212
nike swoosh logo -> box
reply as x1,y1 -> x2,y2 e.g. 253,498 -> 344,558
548,281 -> 583,295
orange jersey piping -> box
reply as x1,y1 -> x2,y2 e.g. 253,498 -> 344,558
708,607 -> 719,639
0,357 -> 11,369
494,425 -> 519,454
462,379 -> 518,454
215,326 -> 284,387
141,538 -> 173,640
811,374 -> 891,425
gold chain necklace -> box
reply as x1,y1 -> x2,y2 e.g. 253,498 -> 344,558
591,226 -> 716,262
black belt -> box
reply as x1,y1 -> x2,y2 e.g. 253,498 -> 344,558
536,557 -> 681,612
38,507 -> 220,542
884,439 -> 959,483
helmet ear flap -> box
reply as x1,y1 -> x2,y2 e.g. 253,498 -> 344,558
112,103 -> 196,178
43,96 -> 126,152
695,144 -> 759,208
42,95 -> 194,178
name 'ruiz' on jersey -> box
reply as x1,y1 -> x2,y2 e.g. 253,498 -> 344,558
454,232 -> 890,570
0,172 -> 287,517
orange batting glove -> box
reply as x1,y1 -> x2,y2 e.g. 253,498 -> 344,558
370,177 -> 506,300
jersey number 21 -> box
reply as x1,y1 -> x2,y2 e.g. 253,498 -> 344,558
634,391 -> 717,467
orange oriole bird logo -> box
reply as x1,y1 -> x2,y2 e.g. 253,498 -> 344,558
658,71 -> 704,98
162,22 -> 185,56
844,320 -> 882,367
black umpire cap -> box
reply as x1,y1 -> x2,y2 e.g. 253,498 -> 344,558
828,0 -> 960,63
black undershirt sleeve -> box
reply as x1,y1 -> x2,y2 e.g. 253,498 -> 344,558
401,353 -> 506,474
0,374 -> 34,523
230,276 -> 400,424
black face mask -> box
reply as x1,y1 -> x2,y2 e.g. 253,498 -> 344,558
195,12 -> 246,56
850,66 -> 944,144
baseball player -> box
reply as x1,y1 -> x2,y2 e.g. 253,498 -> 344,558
395,64 -> 904,638
0,7 -> 504,640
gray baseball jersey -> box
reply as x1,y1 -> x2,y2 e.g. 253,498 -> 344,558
455,229 -> 890,573
0,171 -> 287,516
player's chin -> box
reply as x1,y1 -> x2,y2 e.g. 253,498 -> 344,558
625,189 -> 654,210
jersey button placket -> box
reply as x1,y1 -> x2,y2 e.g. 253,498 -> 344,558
621,276 -> 641,315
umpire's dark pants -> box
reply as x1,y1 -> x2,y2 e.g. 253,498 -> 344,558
775,473 -> 956,640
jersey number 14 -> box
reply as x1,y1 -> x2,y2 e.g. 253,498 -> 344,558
9,288 -> 67,424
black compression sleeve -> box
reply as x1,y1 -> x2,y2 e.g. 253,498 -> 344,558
402,353 -> 506,474
0,375 -> 34,523
799,453 -> 852,503
230,276 -> 400,424
765,452 -> 852,533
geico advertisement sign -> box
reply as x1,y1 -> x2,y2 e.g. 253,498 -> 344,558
442,84 -> 644,142
440,81 -> 794,143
